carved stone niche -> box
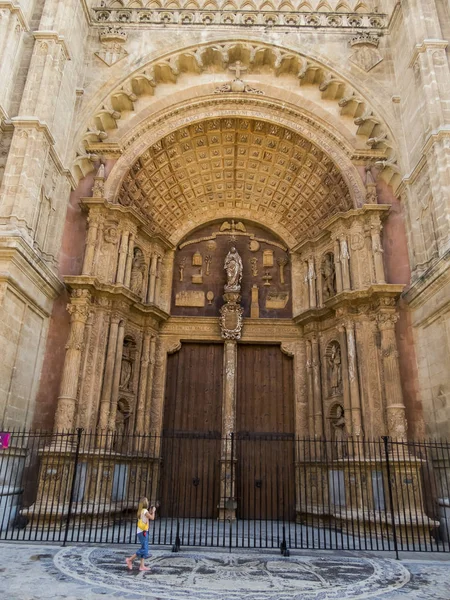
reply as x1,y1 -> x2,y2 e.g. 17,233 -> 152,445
113,397 -> 131,452
130,246 -> 146,298
119,336 -> 137,394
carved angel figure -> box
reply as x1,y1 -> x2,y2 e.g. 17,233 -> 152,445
224,246 -> 243,293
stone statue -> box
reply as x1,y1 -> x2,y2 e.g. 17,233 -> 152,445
331,405 -> 347,458
130,248 -> 145,296
321,254 -> 336,300
328,343 -> 342,395
224,246 -> 243,293
119,357 -> 133,390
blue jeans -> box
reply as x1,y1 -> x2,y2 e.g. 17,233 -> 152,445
136,531 -> 150,559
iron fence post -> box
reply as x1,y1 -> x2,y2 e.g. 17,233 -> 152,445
382,436 -> 399,560
63,428 -> 83,547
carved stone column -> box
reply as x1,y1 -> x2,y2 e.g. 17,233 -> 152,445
150,337 -> 180,438
306,339 -> 314,436
54,291 -> 91,431
154,255 -> 163,304
371,222 -> 386,283
124,232 -> 135,288
78,300 -> 110,431
316,256 -> 324,308
307,256 -> 317,308
98,313 -> 121,430
378,313 -> 408,440
116,231 -> 129,285
219,340 -> 237,520
108,320 -> 126,432
144,336 -> 157,435
147,253 -> 158,303
311,335 -> 323,437
82,215 -> 100,276
344,319 -> 363,437
333,238 -> 343,293
135,330 -> 151,435
340,236 -> 351,291
338,325 -> 352,436
222,340 -> 237,438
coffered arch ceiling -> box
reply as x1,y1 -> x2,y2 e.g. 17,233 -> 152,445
117,117 -> 353,247
77,40 -> 400,188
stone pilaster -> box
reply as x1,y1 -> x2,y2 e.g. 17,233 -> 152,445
158,250 -> 175,313
144,336 -> 157,435
339,235 -> 351,291
124,231 -> 135,288
306,339 -> 314,436
378,313 -> 408,440
154,255 -> 163,305
147,253 -> 158,303
311,335 -> 323,437
307,256 -> 317,308
370,220 -> 386,283
82,214 -> 100,276
98,313 -> 121,430
344,319 -> 363,437
338,325 -> 352,436
108,319 -> 126,432
333,238 -> 343,293
136,329 -> 151,435
116,230 -> 129,285
54,290 -> 91,431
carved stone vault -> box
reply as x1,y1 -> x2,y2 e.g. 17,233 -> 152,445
118,118 -> 353,244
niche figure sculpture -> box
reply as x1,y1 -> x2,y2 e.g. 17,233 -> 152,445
130,248 -> 145,296
328,343 -> 342,395
321,253 -> 336,300
224,247 -> 243,293
331,405 -> 347,458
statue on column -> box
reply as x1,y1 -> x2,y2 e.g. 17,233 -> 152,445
224,247 -> 243,293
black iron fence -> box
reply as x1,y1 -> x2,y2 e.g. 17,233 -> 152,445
0,429 -> 449,556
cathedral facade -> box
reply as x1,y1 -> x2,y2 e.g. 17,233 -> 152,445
0,0 -> 449,447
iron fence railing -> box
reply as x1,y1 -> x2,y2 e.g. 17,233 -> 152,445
0,429 -> 449,557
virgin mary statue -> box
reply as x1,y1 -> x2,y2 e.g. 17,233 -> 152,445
224,247 -> 243,293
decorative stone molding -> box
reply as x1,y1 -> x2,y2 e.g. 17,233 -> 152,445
76,40 -> 397,188
92,5 -> 389,30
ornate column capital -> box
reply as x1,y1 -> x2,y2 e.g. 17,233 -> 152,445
377,312 -> 399,331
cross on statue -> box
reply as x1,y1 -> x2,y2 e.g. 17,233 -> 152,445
229,61 -> 247,80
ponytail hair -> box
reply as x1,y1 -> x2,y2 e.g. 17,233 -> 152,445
137,497 -> 149,518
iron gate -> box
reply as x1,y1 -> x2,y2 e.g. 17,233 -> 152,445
0,429 -> 450,556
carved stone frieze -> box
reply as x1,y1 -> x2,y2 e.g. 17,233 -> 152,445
92,5 -> 388,31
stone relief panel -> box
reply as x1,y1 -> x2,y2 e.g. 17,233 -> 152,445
171,220 -> 292,319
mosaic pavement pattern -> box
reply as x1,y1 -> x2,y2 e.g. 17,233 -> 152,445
0,544 -> 450,600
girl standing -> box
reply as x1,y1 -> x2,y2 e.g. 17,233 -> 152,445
126,497 -> 156,572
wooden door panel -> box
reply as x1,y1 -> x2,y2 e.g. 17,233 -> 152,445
161,343 -> 223,518
236,344 -> 295,520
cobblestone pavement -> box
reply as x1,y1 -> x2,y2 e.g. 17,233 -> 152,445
0,543 -> 449,600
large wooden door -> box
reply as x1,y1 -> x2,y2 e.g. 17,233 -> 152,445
236,344 -> 295,520
160,343 -> 223,518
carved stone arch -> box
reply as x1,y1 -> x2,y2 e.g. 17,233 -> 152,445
74,39 -> 399,186
101,101 -> 369,248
